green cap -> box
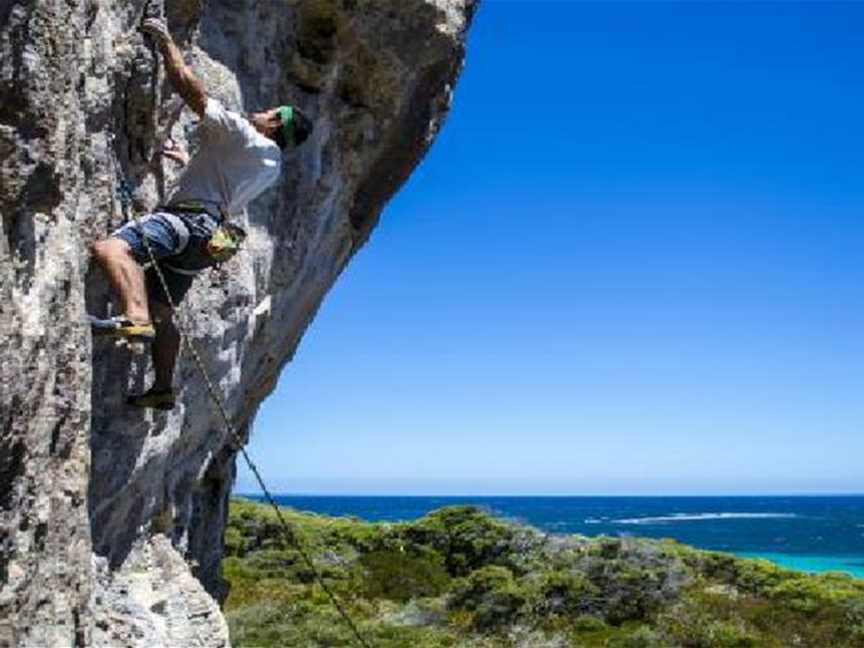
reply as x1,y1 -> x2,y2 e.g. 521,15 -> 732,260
279,105 -> 295,147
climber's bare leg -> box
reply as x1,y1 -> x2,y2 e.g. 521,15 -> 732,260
151,301 -> 180,392
90,238 -> 151,324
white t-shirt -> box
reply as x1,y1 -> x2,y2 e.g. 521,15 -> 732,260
169,98 -> 282,216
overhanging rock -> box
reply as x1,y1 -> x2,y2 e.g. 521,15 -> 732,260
0,1 -> 478,644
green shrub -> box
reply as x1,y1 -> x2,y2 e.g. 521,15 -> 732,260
573,614 -> 607,632
732,559 -> 786,595
844,598 -> 864,642
582,558 -> 665,623
402,507 -> 521,576
703,621 -> 760,647
360,549 -> 450,602
658,597 -> 765,648
766,575 -> 857,613
527,570 -> 598,617
224,526 -> 245,556
449,566 -> 527,630
606,625 -> 665,648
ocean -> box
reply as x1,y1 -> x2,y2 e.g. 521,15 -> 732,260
243,495 -> 864,579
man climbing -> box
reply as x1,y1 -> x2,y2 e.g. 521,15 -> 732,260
89,17 -> 313,410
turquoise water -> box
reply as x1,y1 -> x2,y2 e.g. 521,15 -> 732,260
733,551 -> 864,579
245,495 -> 864,579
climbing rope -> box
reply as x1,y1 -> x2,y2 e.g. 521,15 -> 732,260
114,180 -> 373,648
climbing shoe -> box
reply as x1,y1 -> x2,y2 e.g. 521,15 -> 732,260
127,388 -> 176,411
89,315 -> 156,340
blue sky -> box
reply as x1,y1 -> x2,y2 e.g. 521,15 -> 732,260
236,1 -> 864,496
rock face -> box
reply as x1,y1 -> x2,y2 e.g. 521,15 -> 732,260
0,1 -> 477,645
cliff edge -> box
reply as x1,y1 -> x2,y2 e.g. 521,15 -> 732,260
0,1 -> 477,645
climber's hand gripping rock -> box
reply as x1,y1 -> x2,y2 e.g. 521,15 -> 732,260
141,17 -> 172,47
140,17 -> 207,117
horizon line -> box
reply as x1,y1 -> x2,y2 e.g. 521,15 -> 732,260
234,492 -> 864,498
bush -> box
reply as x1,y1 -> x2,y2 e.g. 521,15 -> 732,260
450,566 -> 528,630
581,558 -> 666,623
607,625 -> 665,648
767,575 -> 856,613
224,526 -> 245,556
572,614 -> 606,632
360,549 -> 450,602
527,570 -> 598,617
403,507 -> 522,576
844,598 -> 864,642
658,598 -> 763,648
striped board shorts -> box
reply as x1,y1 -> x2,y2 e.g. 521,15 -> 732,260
110,211 -> 214,307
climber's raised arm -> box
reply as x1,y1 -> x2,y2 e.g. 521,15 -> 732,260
141,18 -> 207,118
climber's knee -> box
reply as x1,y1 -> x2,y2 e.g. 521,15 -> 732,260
89,238 -> 110,262
90,237 -> 133,265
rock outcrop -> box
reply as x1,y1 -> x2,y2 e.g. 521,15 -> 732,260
0,1 -> 477,645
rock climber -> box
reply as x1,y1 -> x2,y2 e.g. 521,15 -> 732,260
89,17 -> 313,410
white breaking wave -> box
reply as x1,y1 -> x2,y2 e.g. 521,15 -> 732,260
612,512 -> 799,525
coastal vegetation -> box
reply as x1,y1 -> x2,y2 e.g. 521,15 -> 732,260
224,498 -> 864,647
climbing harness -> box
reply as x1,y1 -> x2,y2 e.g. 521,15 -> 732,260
114,179 -> 373,648
156,200 -> 248,268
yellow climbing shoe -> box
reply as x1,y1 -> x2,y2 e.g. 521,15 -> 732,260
127,388 -> 176,411
89,315 -> 156,340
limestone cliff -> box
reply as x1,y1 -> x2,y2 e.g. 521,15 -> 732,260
0,1 -> 477,645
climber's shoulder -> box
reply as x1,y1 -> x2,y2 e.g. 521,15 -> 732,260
197,98 -> 253,144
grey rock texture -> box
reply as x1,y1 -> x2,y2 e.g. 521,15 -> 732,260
0,0 -> 477,645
